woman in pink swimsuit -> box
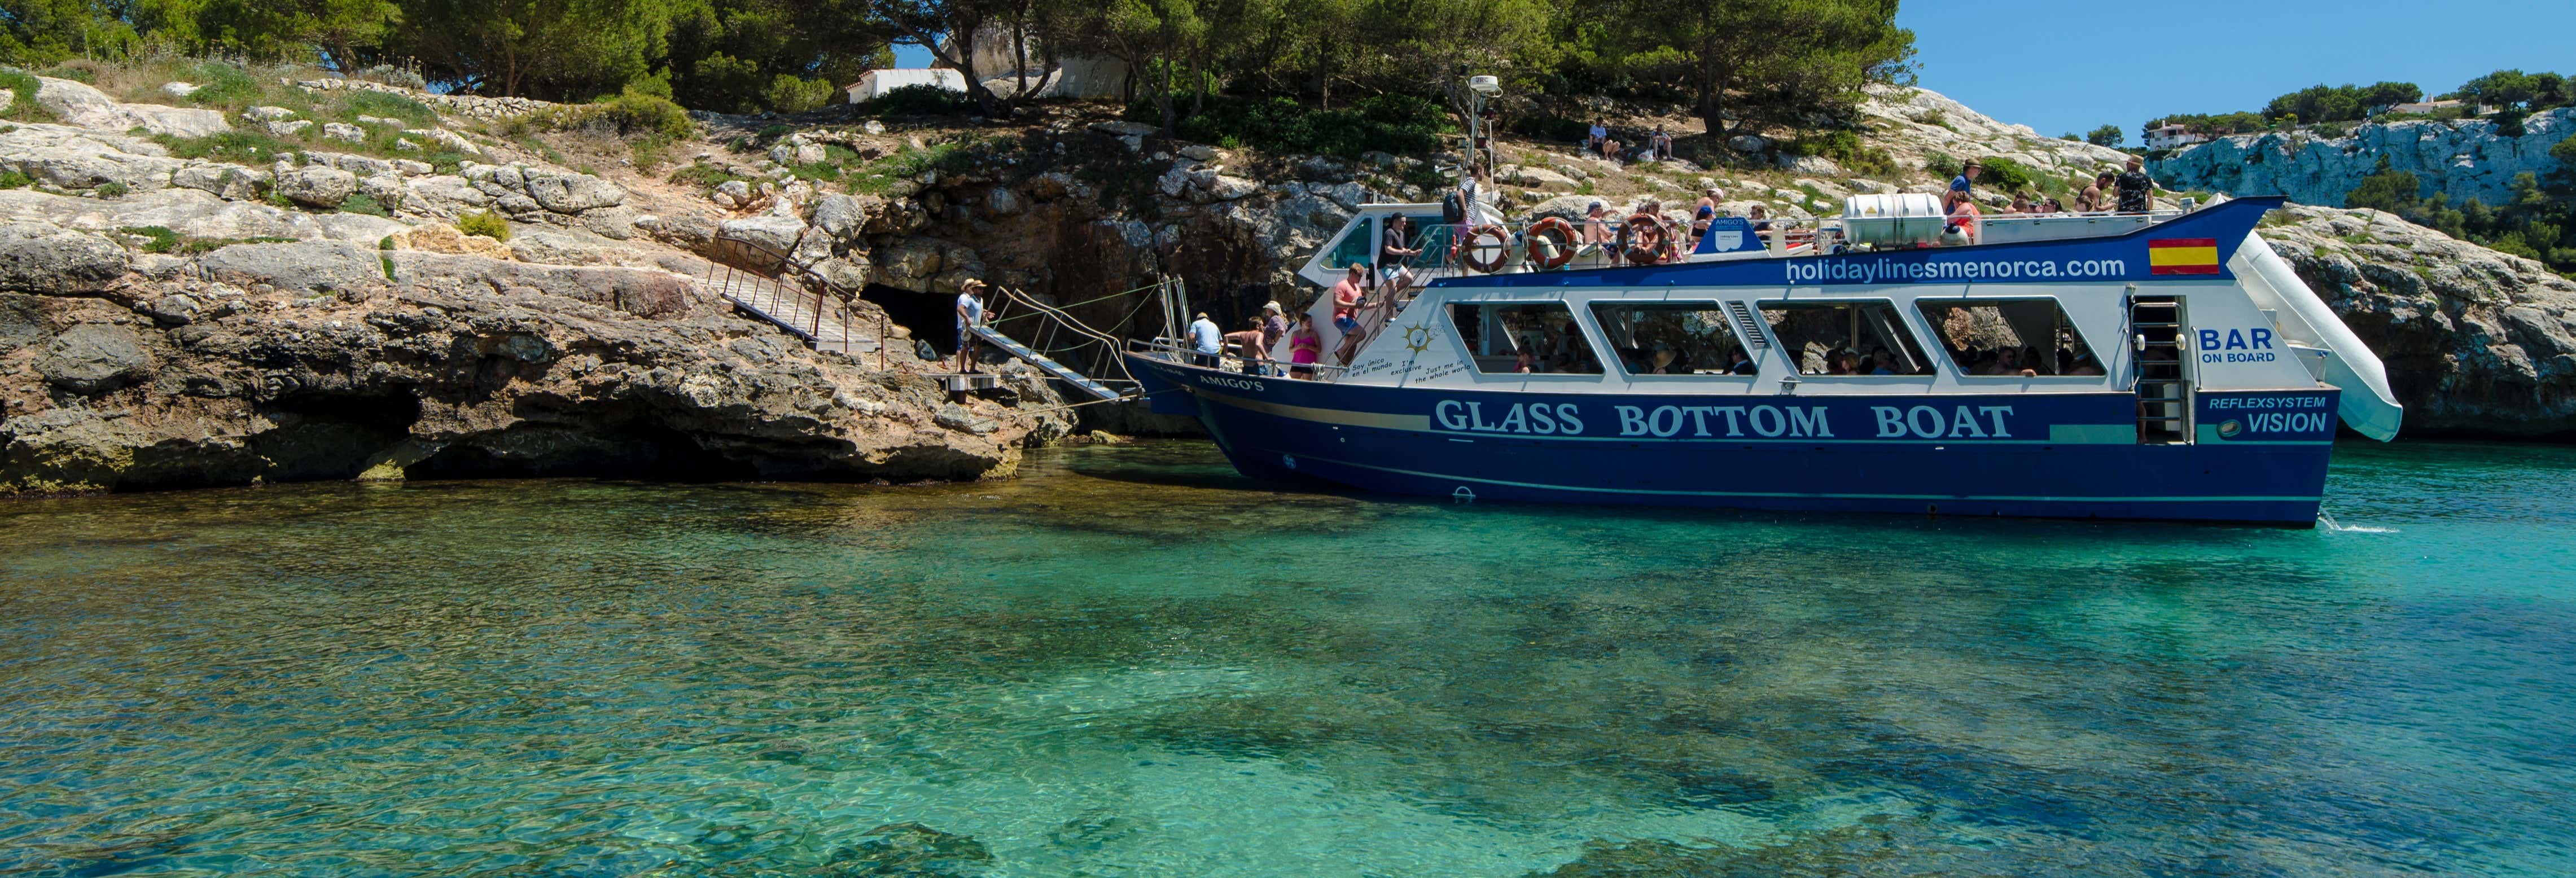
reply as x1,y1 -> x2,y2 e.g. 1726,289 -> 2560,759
1288,313 -> 1323,379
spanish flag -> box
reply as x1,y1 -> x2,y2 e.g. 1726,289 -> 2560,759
2149,238 -> 2222,275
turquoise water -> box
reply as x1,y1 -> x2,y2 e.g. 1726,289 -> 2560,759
1,439 -> 2571,876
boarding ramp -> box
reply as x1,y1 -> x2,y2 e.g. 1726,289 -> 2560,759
975,283 -> 1151,401
970,324 -> 1123,400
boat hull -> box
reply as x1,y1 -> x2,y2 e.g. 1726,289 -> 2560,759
1130,355 -> 2338,526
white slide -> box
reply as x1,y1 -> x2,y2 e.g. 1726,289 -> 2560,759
2233,231 -> 2404,440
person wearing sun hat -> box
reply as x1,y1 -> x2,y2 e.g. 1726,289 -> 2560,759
953,279 -> 987,373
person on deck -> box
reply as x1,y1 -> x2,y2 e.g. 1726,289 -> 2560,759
1187,311 -> 1223,368
1580,201 -> 1615,253
1379,214 -> 1422,295
1728,347 -> 1758,375
1287,314 -> 1322,379
1329,264 -> 1366,337
2079,171 -> 2114,212
953,279 -> 987,373
2117,156 -> 2155,213
1261,301 -> 1287,357
1944,196 -> 1982,245
1224,318 -> 1270,376
1951,159 -> 1983,204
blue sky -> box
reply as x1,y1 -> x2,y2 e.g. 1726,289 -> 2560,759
1898,1 -> 2576,144
897,1 -> 2574,145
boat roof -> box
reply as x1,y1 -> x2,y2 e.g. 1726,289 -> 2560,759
1437,196 -> 2285,291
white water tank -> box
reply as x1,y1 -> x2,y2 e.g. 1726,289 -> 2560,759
1840,192 -> 1948,247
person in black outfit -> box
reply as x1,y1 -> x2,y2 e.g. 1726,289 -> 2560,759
2116,156 -> 2155,213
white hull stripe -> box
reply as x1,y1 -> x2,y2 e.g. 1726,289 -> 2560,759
1296,454 -> 2322,504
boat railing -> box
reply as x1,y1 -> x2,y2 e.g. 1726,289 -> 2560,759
1129,337 -> 1359,381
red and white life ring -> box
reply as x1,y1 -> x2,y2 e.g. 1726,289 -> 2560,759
1462,223 -> 1513,274
1524,217 -> 1576,270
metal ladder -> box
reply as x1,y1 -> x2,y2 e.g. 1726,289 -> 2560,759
2131,294 -> 2191,443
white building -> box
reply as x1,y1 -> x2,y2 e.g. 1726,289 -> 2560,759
843,69 -> 967,104
2143,123 -> 2209,151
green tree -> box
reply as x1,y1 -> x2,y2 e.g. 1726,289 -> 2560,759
1589,0 -> 1911,143
2085,124 -> 2122,147
394,0 -> 675,98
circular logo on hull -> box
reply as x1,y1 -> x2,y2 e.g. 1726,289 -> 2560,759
2217,419 -> 2242,438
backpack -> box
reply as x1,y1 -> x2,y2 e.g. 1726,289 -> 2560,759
1441,190 -> 1466,225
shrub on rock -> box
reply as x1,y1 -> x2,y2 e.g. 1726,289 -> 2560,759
457,210 -> 511,242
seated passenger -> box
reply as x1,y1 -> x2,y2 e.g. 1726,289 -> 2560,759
1516,344 -> 1536,374
1828,350 -> 1857,375
2022,346 -> 2045,374
1944,196 -> 1981,245
1985,347 -> 2021,375
2043,197 -> 2066,214
2009,193 -> 2033,214
1580,201 -> 1615,251
1869,345 -> 1898,375
1747,204 -> 1772,233
1728,348 -> 1758,375
2078,172 -> 2114,212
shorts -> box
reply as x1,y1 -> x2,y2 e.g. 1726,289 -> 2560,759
1333,315 -> 1357,333
956,326 -> 970,352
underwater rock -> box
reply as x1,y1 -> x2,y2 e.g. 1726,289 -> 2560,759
826,822 -> 993,877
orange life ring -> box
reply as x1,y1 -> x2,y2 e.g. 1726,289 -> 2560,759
1462,223 -> 1512,274
1524,217 -> 1576,270
1622,214 -> 1666,265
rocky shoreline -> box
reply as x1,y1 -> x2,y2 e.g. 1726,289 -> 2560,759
3,69 -> 2574,498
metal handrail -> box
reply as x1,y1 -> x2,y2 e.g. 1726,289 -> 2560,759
704,233 -> 878,361
1131,337 -> 1357,380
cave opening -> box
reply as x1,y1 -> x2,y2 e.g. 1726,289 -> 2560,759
860,283 -> 957,356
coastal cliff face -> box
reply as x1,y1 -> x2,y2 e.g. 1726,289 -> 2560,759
0,79 -> 1070,497
2263,205 -> 2576,436
2150,108 -> 2576,208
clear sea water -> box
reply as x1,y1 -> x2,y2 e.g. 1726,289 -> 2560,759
1,438 -> 2571,876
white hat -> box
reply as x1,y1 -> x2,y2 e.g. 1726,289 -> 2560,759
1263,301 -> 1282,313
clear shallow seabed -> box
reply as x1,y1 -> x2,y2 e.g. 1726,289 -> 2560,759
1,440 -> 2571,877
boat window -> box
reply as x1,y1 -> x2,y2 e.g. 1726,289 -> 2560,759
1588,302 -> 1756,376
1447,302 -> 1604,374
1326,217 -> 1375,270
1756,300 -> 1933,375
1916,298 -> 2105,376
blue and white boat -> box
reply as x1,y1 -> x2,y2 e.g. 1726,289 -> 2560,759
1121,103 -> 2400,525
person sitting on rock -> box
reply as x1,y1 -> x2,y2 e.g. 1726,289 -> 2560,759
953,279 -> 987,373
1647,127 -> 1673,161
1586,120 -> 1607,155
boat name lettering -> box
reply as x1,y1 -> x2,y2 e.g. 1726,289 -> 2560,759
1435,400 -> 1586,435
1615,405 -> 1833,438
1786,256 -> 2130,285
2205,395 -> 2329,411
1871,405 -> 2016,440
1198,375 -> 1265,392
2196,327 -> 2276,363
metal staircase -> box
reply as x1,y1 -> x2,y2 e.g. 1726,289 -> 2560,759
700,236 -> 877,355
2131,294 -> 2191,443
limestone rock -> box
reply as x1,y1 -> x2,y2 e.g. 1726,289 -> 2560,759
401,128 -> 482,156
1208,175 -> 1261,201
34,323 -> 152,394
1497,164 -> 1579,192
197,240 -> 384,293
266,120 -> 314,138
526,173 -> 626,213
173,164 -> 270,201
389,223 -> 514,260
33,77 -> 229,138
2153,108 -> 2576,209
713,179 -> 752,209
0,223 -> 130,294
719,214 -> 807,257
277,166 -> 357,208
810,194 -> 865,242
406,175 -> 494,216
322,122 -> 367,143
244,106 -> 298,122
160,82 -> 199,98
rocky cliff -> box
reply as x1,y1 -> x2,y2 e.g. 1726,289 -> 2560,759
2150,108 -> 2575,208
0,77 -> 1070,497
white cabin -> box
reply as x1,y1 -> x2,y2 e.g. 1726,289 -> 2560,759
844,69 -> 968,104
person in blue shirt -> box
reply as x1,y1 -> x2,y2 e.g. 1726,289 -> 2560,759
1187,311 -> 1223,368
1949,159 -> 1982,207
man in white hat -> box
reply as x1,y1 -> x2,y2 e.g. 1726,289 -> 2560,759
953,279 -> 987,373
